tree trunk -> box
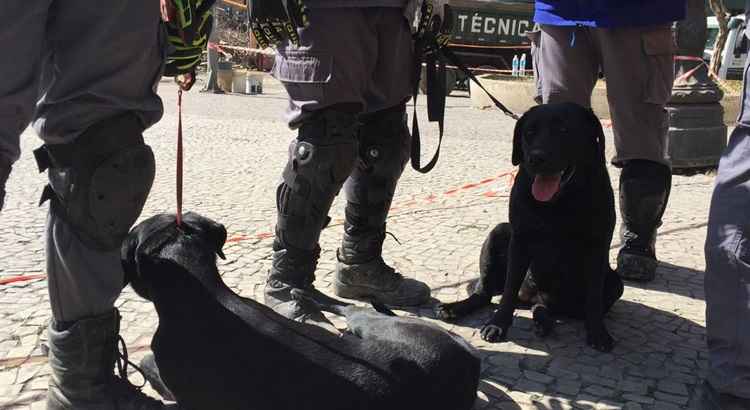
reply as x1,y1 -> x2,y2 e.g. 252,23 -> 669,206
708,0 -> 730,77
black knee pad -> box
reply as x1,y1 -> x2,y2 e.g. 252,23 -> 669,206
344,104 -> 411,229
357,104 -> 411,181
275,109 -> 359,249
35,114 -> 155,251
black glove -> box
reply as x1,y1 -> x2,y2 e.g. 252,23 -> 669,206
163,0 -> 215,89
249,0 -> 308,49
0,159 -> 12,212
406,0 -> 453,48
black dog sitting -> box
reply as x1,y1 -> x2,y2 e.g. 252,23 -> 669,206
436,103 -> 624,352
123,212 -> 480,410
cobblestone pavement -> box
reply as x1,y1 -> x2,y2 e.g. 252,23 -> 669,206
0,76 -> 715,409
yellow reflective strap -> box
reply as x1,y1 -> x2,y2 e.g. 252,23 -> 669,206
176,0 -> 193,28
177,59 -> 199,70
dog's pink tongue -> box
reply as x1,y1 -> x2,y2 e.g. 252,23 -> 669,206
532,174 -> 561,202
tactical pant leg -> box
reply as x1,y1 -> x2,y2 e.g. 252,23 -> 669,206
333,103 -> 430,306
38,114 -> 155,322
705,124 -> 750,399
203,46 -> 221,92
268,109 -> 359,287
339,103 -> 411,263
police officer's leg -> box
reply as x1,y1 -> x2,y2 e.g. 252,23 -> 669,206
335,104 -> 429,305
701,50 -> 750,408
264,8 -> 373,324
31,1 -> 169,408
595,26 -> 674,282
265,108 -> 359,326
202,45 -> 222,93
537,24 -> 600,107
703,127 -> 750,408
333,9 -> 430,306
0,0 -> 47,206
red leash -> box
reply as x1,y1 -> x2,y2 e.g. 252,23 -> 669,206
176,89 -> 183,227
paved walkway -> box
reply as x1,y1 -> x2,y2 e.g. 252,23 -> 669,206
0,77 -> 716,409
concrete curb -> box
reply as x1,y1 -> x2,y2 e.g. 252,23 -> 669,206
470,74 -> 741,125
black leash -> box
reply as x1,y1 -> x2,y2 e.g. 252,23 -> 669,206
442,47 -> 520,121
410,3 -> 519,174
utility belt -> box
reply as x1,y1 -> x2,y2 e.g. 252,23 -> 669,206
34,114 -> 145,173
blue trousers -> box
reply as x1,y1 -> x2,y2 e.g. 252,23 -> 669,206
704,54 -> 750,399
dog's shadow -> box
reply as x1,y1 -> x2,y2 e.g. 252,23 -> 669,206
394,284 -> 706,409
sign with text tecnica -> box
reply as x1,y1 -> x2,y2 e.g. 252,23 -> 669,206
451,8 -> 539,46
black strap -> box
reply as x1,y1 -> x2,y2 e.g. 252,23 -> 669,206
410,38 -> 446,174
409,5 -> 519,174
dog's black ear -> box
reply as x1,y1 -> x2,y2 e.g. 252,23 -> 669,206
512,109 -> 530,166
121,233 -> 139,289
585,108 -> 606,162
208,221 -> 228,260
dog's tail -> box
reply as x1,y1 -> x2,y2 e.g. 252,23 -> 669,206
291,289 -> 399,318
290,288 -> 349,316
371,301 -> 397,317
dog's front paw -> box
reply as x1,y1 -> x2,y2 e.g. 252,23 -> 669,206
480,323 -> 509,343
435,303 -> 460,321
586,324 -> 614,352
531,305 -> 554,337
436,294 -> 491,322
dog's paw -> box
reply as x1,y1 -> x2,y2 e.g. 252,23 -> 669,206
435,294 -> 490,322
531,305 -> 554,338
480,324 -> 509,343
435,303 -> 460,321
586,325 -> 614,352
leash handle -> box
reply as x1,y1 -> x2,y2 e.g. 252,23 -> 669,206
176,89 -> 183,227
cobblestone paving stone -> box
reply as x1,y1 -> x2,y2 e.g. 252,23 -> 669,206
0,76 -> 716,409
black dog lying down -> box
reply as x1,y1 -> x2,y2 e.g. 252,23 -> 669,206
123,212 -> 480,410
436,103 -> 624,352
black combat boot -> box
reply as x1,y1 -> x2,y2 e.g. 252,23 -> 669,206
263,108 -> 359,332
336,225 -> 430,306
264,239 -> 340,332
617,160 -> 671,282
0,158 -> 11,211
139,354 -> 176,403
46,309 -> 175,410
333,104 -> 430,306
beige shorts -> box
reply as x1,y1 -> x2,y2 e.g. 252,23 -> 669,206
530,24 -> 676,167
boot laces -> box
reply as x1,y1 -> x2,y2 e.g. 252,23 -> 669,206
115,336 -> 147,389
110,336 -> 165,406
372,256 -> 404,283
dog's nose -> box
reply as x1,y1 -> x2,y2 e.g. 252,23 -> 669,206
528,151 -> 547,167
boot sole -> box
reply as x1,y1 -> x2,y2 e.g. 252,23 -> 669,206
617,253 -> 657,282
334,279 -> 428,307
